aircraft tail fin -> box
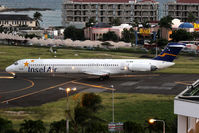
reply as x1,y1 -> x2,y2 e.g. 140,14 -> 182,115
153,42 -> 185,62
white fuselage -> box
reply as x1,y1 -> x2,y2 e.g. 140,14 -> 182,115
6,59 -> 175,76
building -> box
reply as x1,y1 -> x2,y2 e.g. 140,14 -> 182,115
0,14 -> 36,28
174,79 -> 199,133
84,23 -> 132,40
0,5 -> 6,11
62,0 -> 159,26
166,0 -> 199,22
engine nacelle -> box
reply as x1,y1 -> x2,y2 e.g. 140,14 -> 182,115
128,63 -> 158,72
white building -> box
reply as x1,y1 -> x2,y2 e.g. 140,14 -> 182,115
174,79 -> 199,133
0,14 -> 36,28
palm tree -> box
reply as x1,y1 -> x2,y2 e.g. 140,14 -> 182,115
159,15 -> 173,39
159,15 -> 173,29
33,12 -> 43,27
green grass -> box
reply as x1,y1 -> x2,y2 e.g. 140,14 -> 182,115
157,55 -> 199,73
0,93 -> 175,130
1,44 -> 199,73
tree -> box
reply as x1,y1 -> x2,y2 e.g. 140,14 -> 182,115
159,15 -> 173,29
69,93 -> 105,133
171,29 -> 193,42
102,31 -> 119,42
122,28 -> 135,43
64,26 -> 85,41
49,120 -> 66,133
25,34 -> 40,39
191,31 -> 199,41
0,118 -> 13,133
101,42 -> 114,49
131,19 -> 139,27
0,25 -> 4,33
86,18 -> 96,27
84,121 -> 107,133
5,129 -> 19,133
187,12 -> 196,23
110,18 -> 121,26
142,21 -> 151,29
81,93 -> 103,113
19,120 -> 46,133
123,121 -> 144,133
33,12 -> 43,27
156,38 -> 168,48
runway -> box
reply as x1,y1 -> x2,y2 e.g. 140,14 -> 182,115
0,72 -> 198,108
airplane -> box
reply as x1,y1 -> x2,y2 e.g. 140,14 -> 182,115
6,42 -> 185,80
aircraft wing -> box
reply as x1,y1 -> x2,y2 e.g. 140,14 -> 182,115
83,70 -> 110,76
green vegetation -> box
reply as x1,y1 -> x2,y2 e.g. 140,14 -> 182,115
0,93 -> 175,132
110,18 -> 121,26
33,11 -> 43,28
64,26 -> 85,41
102,31 -> 119,42
121,28 -> 135,43
171,29 -> 193,42
159,15 -> 173,29
1,45 -> 199,73
187,12 -> 196,23
85,18 -> 96,28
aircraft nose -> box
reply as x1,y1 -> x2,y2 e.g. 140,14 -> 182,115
5,66 -> 12,72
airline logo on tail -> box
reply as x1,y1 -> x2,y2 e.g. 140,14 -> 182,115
153,43 -> 185,62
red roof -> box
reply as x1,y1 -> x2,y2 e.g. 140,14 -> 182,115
139,0 -> 157,3
73,0 -> 132,2
177,0 -> 199,3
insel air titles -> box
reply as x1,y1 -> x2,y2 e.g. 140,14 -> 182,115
28,66 -> 57,73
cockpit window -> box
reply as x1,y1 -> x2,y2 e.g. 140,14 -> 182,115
14,62 -> 18,65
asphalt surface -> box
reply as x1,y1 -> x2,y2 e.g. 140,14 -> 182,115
0,72 -> 198,108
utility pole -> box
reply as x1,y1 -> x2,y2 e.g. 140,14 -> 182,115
111,85 -> 115,123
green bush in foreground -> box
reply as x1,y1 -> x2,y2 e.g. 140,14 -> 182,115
19,120 -> 46,133
0,118 -> 15,133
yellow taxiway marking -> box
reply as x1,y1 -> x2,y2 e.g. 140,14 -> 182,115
0,76 -> 14,79
175,81 -> 194,85
1,79 -> 77,104
71,81 -> 115,91
0,79 -> 34,94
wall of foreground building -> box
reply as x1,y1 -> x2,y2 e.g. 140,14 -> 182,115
174,99 -> 199,133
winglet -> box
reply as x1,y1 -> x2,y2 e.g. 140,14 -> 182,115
153,43 -> 186,62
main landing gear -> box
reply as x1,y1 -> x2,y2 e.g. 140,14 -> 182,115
99,75 -> 110,81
